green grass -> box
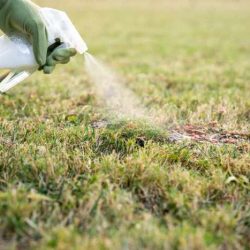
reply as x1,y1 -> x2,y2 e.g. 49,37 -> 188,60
0,0 -> 249,249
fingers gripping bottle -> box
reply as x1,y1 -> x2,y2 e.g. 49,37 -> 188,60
0,8 -> 88,93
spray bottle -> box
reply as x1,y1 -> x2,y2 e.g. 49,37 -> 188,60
0,8 -> 88,93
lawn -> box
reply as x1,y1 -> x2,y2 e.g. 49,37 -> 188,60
0,0 -> 249,249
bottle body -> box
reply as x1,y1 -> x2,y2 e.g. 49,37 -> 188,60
0,36 -> 37,71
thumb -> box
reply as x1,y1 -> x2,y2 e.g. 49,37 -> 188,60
30,22 -> 48,67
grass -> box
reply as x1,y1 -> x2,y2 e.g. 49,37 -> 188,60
0,0 -> 250,249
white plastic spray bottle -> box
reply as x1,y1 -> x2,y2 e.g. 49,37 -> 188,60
0,8 -> 88,93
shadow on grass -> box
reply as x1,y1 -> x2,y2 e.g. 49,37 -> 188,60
91,119 -> 170,156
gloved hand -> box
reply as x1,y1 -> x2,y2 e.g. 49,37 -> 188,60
43,47 -> 77,74
0,0 -> 77,74
0,0 -> 48,67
